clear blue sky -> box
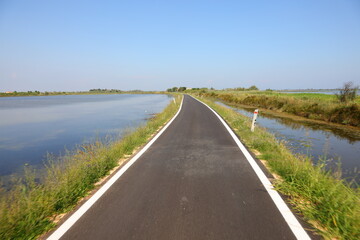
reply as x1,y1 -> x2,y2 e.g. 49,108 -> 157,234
1,0 -> 359,91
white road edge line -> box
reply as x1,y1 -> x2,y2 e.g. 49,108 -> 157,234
47,96 -> 184,240
191,95 -> 311,240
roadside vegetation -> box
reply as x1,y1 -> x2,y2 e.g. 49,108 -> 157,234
188,86 -> 360,127
0,95 -> 182,239
193,94 -> 359,239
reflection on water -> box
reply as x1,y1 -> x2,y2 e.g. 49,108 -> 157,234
216,102 -> 360,184
0,94 -> 172,176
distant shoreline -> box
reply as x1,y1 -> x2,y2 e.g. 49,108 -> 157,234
0,90 -> 164,97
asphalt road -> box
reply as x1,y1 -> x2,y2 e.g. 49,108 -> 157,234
57,95 -> 308,239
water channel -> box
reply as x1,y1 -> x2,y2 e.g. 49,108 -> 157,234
0,94 -> 172,177
216,102 -> 360,185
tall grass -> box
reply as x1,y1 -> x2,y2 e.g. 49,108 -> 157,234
0,95 -> 182,239
196,91 -> 360,127
195,95 -> 360,239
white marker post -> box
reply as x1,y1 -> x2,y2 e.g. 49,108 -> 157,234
251,109 -> 259,132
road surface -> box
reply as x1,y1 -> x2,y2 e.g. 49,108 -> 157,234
52,95 -> 311,240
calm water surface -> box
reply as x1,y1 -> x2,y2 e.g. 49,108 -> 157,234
217,102 -> 360,184
0,94 -> 172,176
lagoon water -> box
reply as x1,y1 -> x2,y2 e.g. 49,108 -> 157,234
217,102 -> 360,184
0,94 -> 172,177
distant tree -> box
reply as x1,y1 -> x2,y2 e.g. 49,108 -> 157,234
178,87 -> 186,92
235,87 -> 245,91
336,81 -> 358,103
172,87 -> 179,92
248,85 -> 259,91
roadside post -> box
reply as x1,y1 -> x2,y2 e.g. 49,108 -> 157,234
251,109 -> 259,132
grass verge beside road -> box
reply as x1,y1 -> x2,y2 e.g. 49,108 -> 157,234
195,95 -> 360,240
0,95 -> 182,240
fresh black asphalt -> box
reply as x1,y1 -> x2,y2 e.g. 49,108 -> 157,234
60,95 -> 300,239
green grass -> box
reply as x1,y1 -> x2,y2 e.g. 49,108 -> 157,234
194,95 -> 360,239
0,94 -> 182,239
194,90 -> 360,127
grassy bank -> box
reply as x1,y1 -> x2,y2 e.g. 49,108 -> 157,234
0,95 -> 182,239
195,90 -> 360,127
194,95 -> 359,239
